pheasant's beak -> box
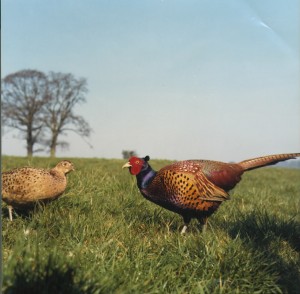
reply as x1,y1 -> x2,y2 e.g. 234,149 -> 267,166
122,162 -> 132,169
67,167 -> 75,174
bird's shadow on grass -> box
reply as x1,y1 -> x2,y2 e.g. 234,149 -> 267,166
1,200 -> 67,222
3,253 -> 98,294
226,210 -> 300,251
225,210 -> 300,293
1,207 -> 33,222
1,201 -> 54,222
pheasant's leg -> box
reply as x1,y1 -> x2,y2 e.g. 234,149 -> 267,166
198,217 -> 208,233
181,225 -> 188,234
8,206 -> 13,221
181,216 -> 191,234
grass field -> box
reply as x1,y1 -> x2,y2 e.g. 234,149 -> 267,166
1,156 -> 300,293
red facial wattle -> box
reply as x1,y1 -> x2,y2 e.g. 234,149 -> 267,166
129,157 -> 144,175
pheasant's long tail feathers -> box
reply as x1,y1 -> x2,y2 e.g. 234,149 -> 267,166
238,153 -> 300,171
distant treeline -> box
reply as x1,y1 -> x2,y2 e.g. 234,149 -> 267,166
275,159 -> 300,169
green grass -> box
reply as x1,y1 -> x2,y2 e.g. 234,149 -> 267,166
2,156 -> 300,293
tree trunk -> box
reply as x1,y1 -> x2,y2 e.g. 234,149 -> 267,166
27,127 -> 33,157
50,146 -> 56,158
50,133 -> 58,157
27,145 -> 33,157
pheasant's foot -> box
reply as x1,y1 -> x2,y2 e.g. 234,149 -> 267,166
198,217 -> 208,233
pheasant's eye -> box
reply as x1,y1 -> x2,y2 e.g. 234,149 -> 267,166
135,160 -> 140,164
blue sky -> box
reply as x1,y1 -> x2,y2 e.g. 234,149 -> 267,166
2,0 -> 300,161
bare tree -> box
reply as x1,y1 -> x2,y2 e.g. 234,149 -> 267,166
44,72 -> 92,157
122,150 -> 137,159
1,70 -> 49,157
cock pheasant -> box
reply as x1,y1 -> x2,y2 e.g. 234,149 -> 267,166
122,153 -> 300,233
2,160 -> 75,221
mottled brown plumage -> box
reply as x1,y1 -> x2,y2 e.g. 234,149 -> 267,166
2,160 -> 75,221
123,153 -> 300,233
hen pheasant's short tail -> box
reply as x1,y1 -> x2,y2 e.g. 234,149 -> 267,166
238,153 -> 300,171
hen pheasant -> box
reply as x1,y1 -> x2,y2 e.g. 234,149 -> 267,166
2,160 -> 75,221
122,153 -> 300,233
